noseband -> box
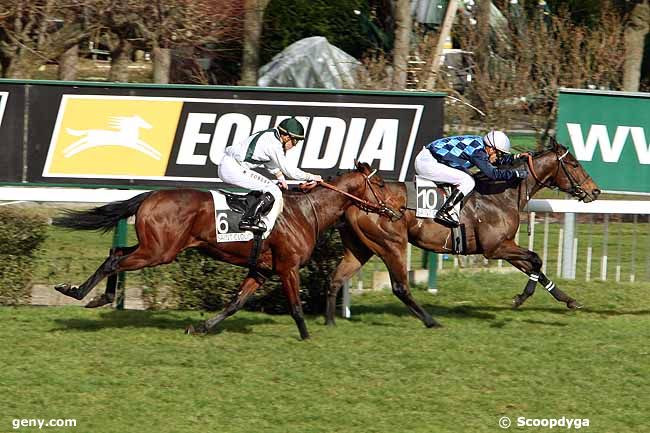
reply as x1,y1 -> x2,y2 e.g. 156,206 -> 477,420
526,150 -> 593,201
318,170 -> 402,221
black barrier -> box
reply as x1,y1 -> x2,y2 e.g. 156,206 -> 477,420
0,83 -> 26,182
0,79 -> 444,187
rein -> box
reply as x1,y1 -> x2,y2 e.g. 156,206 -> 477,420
318,171 -> 402,221
304,193 -> 320,240
525,149 -> 593,198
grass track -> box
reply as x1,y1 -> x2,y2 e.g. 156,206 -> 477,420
1,272 -> 649,433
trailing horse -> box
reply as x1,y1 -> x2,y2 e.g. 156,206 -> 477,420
53,162 -> 394,340
326,138 -> 601,327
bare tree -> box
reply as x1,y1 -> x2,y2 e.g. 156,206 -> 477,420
93,0 -> 242,83
58,44 -> 79,80
392,0 -> 411,90
240,0 -> 270,86
446,2 -> 625,138
623,0 -> 649,91
0,0 -> 89,78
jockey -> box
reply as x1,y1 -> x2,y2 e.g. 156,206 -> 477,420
415,130 -> 529,228
218,117 -> 322,233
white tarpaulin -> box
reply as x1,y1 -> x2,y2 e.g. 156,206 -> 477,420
257,36 -> 361,89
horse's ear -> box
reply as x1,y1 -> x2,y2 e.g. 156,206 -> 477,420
355,160 -> 371,173
550,136 -> 559,150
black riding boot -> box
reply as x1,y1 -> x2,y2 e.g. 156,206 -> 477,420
239,192 -> 275,233
434,189 -> 465,228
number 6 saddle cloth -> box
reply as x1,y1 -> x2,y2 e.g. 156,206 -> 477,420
210,190 -> 275,242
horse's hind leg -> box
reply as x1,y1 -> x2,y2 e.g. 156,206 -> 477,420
55,250 -> 124,301
192,274 -> 266,335
85,245 -> 139,308
56,242 -> 178,305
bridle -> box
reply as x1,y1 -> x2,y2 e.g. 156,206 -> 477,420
525,148 -> 593,201
318,170 -> 402,221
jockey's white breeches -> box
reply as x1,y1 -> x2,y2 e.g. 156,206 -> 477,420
414,147 -> 475,196
218,154 -> 283,231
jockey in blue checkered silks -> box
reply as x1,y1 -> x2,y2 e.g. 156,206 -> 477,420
415,130 -> 529,228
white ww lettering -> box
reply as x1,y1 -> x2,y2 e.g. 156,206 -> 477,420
567,123 -> 650,164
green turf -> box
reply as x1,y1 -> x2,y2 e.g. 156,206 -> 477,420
1,271 -> 648,433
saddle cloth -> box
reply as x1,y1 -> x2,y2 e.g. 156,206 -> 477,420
405,176 -> 461,219
405,177 -> 466,254
210,190 -> 272,242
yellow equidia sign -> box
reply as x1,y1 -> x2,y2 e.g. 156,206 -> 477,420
43,95 -> 182,179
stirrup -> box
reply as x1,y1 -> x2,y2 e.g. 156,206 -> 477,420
434,211 -> 459,228
239,217 -> 267,233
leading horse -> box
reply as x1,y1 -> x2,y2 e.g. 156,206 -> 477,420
326,138 -> 601,327
53,162 -> 393,340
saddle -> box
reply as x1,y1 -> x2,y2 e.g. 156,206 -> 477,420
218,189 -> 262,214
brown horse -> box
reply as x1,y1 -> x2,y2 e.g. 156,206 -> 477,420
326,139 -> 601,327
53,162 -> 393,340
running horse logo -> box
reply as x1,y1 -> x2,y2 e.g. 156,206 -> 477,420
63,115 -> 160,160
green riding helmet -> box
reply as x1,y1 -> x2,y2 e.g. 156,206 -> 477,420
277,117 -> 305,140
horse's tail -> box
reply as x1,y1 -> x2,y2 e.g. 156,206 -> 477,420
53,192 -> 153,233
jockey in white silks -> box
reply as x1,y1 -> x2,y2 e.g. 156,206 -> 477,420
414,130 -> 529,228
218,117 -> 322,234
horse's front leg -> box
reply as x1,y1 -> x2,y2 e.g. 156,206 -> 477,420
382,249 -> 440,328
487,240 -> 580,309
537,271 -> 582,310
278,266 -> 310,340
190,274 -> 265,334
326,225 -> 374,326
507,261 -> 581,309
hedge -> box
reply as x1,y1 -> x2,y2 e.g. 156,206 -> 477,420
0,207 -> 48,305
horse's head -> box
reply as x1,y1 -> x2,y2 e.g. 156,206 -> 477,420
322,161 -> 400,220
530,137 -> 601,203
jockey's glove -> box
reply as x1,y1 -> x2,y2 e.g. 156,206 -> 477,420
514,168 -> 529,179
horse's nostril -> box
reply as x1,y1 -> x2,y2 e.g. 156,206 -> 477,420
594,189 -> 601,196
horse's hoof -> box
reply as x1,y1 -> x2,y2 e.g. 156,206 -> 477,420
512,295 -> 524,309
424,317 -> 443,328
54,283 -> 82,299
54,283 -> 71,293
185,325 -> 196,335
85,294 -> 114,308
567,300 -> 583,310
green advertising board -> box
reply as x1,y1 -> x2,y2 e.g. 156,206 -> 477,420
556,88 -> 650,195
